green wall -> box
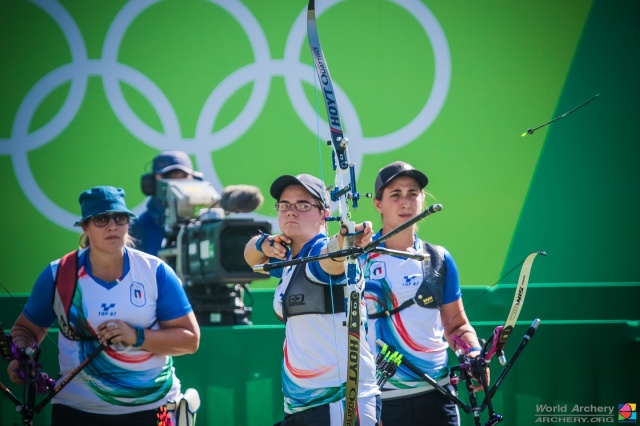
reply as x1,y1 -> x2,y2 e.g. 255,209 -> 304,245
2,286 -> 639,425
2,0 -> 638,292
504,0 -> 640,283
1,0 -> 639,424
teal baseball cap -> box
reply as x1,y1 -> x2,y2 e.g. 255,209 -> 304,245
74,186 -> 137,226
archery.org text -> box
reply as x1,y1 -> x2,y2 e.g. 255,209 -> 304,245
535,404 -> 615,423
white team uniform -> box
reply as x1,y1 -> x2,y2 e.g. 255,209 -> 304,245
361,236 -> 461,399
271,234 -> 380,424
24,247 -> 190,414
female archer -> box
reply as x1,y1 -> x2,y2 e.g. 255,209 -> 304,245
244,173 -> 380,426
7,186 -> 199,425
361,161 -> 488,426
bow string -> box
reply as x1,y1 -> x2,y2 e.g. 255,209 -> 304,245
307,0 -> 359,237
307,1 -> 361,425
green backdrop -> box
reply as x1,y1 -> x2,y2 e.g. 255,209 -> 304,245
3,0 -> 637,292
1,0 -> 638,425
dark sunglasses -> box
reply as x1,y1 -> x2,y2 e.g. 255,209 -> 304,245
90,212 -> 130,227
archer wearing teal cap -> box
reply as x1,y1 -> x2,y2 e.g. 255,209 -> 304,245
6,184 -> 200,424
74,186 -> 137,226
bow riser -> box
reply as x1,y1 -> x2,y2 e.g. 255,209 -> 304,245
345,291 -> 360,424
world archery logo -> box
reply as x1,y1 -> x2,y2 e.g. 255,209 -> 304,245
1,0 -> 450,232
619,403 -> 636,423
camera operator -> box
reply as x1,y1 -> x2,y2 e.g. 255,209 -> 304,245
131,151 -> 269,325
131,151 -> 266,257
130,150 -> 203,256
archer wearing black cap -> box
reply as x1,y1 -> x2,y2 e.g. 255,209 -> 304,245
362,161 -> 487,426
374,160 -> 429,198
244,173 -> 381,425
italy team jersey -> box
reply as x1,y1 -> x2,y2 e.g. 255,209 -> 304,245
361,235 -> 461,396
23,247 -> 192,414
271,234 -> 380,414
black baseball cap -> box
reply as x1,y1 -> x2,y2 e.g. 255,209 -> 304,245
374,161 -> 428,195
270,174 -> 327,206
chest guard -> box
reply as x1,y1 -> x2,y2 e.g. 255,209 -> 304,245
282,262 -> 347,322
369,242 -> 446,319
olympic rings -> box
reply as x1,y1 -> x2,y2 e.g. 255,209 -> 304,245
2,0 -> 450,233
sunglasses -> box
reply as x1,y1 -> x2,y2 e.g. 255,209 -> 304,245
90,212 -> 130,227
274,202 -> 322,212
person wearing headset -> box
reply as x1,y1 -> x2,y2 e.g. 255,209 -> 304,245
130,150 -> 201,256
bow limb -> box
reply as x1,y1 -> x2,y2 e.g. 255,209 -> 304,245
307,2 -> 361,425
484,250 -> 546,364
307,0 -> 359,236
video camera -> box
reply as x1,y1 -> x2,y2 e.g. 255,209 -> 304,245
149,177 -> 271,326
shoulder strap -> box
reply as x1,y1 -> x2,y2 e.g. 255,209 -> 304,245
53,250 -> 81,340
368,298 -> 415,319
55,251 -> 78,309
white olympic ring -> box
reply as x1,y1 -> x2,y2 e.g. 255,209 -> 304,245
1,0 -> 450,232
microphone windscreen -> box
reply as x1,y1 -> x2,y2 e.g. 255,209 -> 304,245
219,185 -> 264,213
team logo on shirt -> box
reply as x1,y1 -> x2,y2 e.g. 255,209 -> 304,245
130,282 -> 146,307
403,274 -> 422,287
370,262 -> 386,280
99,303 -> 116,317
